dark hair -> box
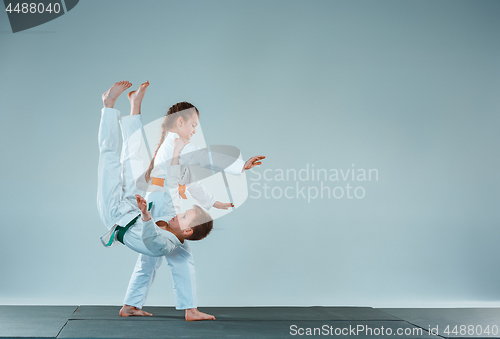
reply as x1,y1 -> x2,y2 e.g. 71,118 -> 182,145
187,205 -> 213,241
145,102 -> 199,183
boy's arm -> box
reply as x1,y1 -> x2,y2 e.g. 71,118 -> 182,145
136,194 -> 180,256
136,193 -> 152,222
141,218 -> 179,256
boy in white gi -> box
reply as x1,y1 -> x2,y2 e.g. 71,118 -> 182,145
98,81 -> 217,320
119,88 -> 265,321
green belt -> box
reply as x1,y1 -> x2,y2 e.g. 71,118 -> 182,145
105,202 -> 153,246
116,214 -> 140,244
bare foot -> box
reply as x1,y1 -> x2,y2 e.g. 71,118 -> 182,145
102,81 -> 132,108
185,308 -> 216,321
127,81 -> 150,115
119,305 -> 152,317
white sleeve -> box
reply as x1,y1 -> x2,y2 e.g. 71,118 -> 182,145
187,181 -> 217,210
179,144 -> 244,176
141,218 -> 180,256
224,158 -> 245,176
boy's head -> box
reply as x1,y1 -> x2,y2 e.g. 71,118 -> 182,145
168,205 -> 213,241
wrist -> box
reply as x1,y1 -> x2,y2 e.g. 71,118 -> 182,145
142,211 -> 151,222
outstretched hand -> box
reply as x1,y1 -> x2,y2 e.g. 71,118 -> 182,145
135,194 -> 151,221
243,155 -> 266,171
213,201 -> 234,210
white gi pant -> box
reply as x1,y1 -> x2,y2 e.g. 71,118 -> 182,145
97,107 -> 197,310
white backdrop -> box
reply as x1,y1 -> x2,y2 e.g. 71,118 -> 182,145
1,0 -> 499,307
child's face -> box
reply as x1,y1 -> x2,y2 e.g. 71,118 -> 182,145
177,114 -> 199,140
168,209 -> 196,233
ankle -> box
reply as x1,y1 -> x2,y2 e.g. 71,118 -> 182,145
130,106 -> 141,115
103,99 -> 115,109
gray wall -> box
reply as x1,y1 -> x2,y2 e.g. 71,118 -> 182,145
1,0 -> 499,307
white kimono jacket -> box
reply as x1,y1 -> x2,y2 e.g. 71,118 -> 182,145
100,166 -> 183,256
